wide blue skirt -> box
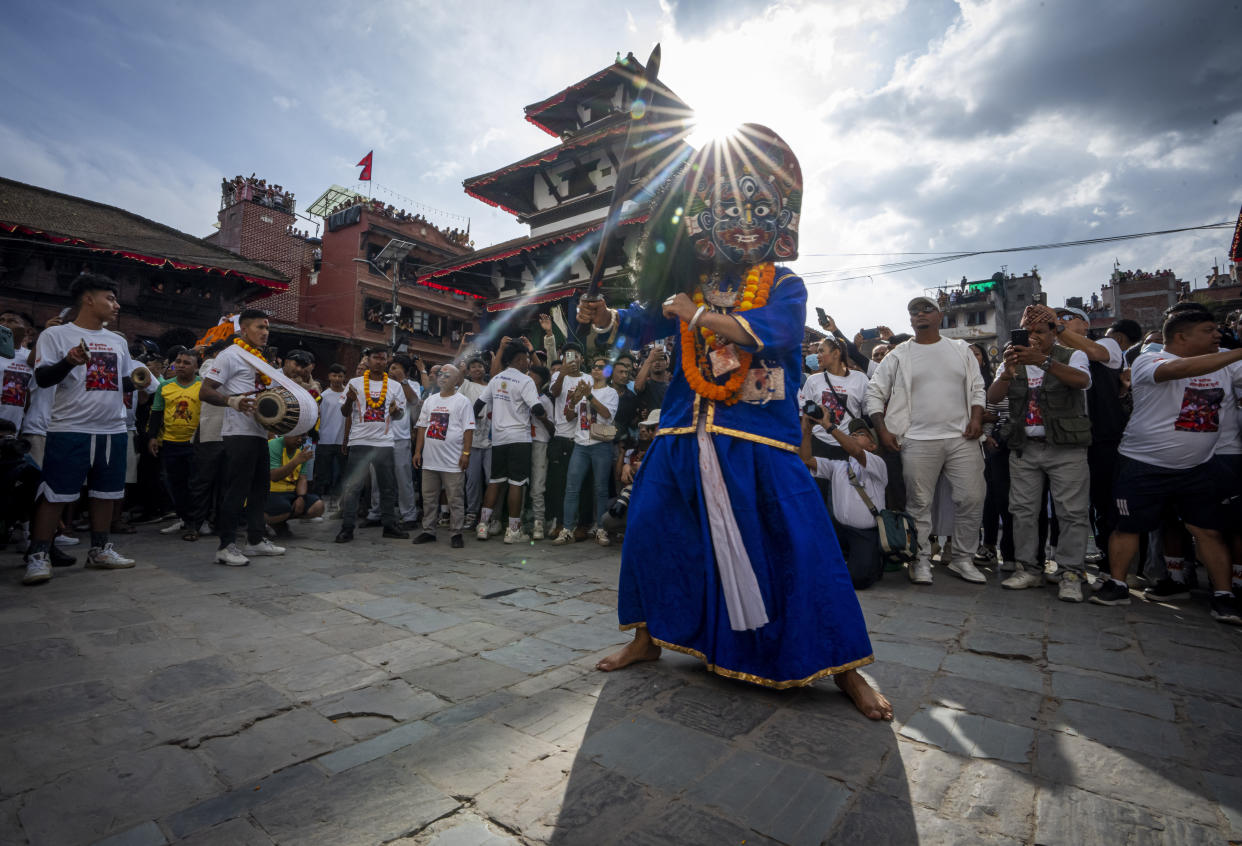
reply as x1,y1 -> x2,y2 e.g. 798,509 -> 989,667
618,432 -> 874,688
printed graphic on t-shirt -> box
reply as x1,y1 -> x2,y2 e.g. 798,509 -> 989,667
427,411 -> 449,440
85,351 -> 118,391
578,400 -> 592,430
1,370 -> 30,406
820,388 -> 849,426
1173,386 -> 1224,432
1025,388 -> 1044,427
172,399 -> 192,421
123,390 -> 133,409
363,404 -> 385,423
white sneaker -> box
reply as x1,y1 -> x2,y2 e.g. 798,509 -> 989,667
595,528 -> 611,547
53,534 -> 79,547
243,540 -> 285,556
160,519 -> 186,535
487,520 -> 502,537
199,521 -> 213,535
22,553 -> 52,585
1044,560 -> 1061,583
532,520 -> 545,540
86,544 -> 135,569
908,560 -> 933,585
1058,571 -> 1085,603
476,522 -> 490,541
947,559 -> 987,584
215,544 -> 250,566
503,527 -> 530,544
551,527 -> 575,545
1002,568 -> 1042,590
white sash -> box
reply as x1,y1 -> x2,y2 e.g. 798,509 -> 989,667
231,344 -> 319,437
696,414 -> 770,631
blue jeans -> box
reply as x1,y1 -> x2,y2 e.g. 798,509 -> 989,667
562,442 -> 612,529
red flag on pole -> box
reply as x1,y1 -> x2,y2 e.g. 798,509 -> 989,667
356,151 -> 373,182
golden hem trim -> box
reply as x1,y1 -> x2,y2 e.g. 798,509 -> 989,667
654,400 -> 798,452
617,622 -> 874,688
732,314 -> 765,352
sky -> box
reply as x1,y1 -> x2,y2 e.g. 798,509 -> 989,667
2,0 -> 1240,335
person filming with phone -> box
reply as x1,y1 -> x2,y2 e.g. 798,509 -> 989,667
986,305 -> 1093,601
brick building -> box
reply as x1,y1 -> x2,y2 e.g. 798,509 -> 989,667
207,178 -> 481,372
206,175 -> 316,325
926,271 -> 1045,360
0,176 -> 286,350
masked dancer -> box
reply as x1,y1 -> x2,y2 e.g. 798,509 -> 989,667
585,124 -> 890,720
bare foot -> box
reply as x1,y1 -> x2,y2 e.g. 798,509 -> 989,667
834,669 -> 893,721
596,631 -> 662,672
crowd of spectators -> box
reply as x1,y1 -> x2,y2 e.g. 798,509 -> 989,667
4,275 -> 1241,629
221,174 -> 294,211
326,195 -> 473,248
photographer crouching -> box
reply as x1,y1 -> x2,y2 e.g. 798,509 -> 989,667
799,402 -> 888,590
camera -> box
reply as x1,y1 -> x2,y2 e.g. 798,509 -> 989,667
802,400 -> 825,421
608,484 -> 633,518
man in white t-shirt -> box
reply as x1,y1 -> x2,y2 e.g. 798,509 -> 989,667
201,310 -> 286,566
865,296 -> 987,586
527,364 -> 556,540
23,274 -> 138,585
364,354 -> 421,528
987,308 -> 1093,601
546,343 -> 591,537
1091,305 -> 1242,625
0,314 -> 33,432
474,340 -> 547,544
800,413 -> 888,590
412,364 -> 474,547
314,363 -> 349,509
334,346 -> 409,543
458,357 -> 492,528
552,354 -> 620,546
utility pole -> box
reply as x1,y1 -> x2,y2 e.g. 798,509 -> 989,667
354,238 -> 415,349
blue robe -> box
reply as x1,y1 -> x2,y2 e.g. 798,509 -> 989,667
616,268 -> 873,687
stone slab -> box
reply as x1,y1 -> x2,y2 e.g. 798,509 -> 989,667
19,746 -> 221,846
580,714 -> 732,793
900,705 -> 1034,763
197,707 -> 352,787
402,656 -> 529,702
318,720 -> 438,774
480,636 -> 581,675
686,748 -> 853,846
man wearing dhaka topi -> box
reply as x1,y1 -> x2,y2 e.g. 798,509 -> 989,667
583,124 -> 891,720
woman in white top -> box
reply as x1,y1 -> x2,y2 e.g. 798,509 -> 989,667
799,336 -> 870,460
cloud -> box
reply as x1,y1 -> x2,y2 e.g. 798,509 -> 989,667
272,95 -> 298,111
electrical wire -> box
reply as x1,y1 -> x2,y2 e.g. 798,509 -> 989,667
798,222 -> 1234,285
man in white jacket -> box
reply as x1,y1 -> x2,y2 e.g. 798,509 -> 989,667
865,296 -> 988,585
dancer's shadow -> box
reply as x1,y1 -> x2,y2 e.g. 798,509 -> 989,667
547,651 -> 917,845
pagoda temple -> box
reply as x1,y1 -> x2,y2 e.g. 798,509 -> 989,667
419,52 -> 693,335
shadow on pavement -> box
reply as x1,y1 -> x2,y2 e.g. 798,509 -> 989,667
546,652 -> 917,845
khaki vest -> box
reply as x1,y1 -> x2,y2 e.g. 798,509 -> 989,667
1003,345 -> 1092,450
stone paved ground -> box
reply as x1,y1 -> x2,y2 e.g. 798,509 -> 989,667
2,521 -> 1241,846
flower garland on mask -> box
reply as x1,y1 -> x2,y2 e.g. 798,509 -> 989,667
679,262 -> 775,405
232,337 -> 272,386
364,371 -> 389,412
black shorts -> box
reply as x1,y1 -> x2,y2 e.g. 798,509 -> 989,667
489,441 -> 532,486
1113,455 -> 1230,533
265,491 -> 321,516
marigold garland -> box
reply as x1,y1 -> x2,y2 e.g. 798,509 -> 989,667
680,262 -> 775,406
364,371 -> 389,411
232,337 -> 271,386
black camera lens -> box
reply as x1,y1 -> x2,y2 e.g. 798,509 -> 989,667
801,400 -> 824,420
